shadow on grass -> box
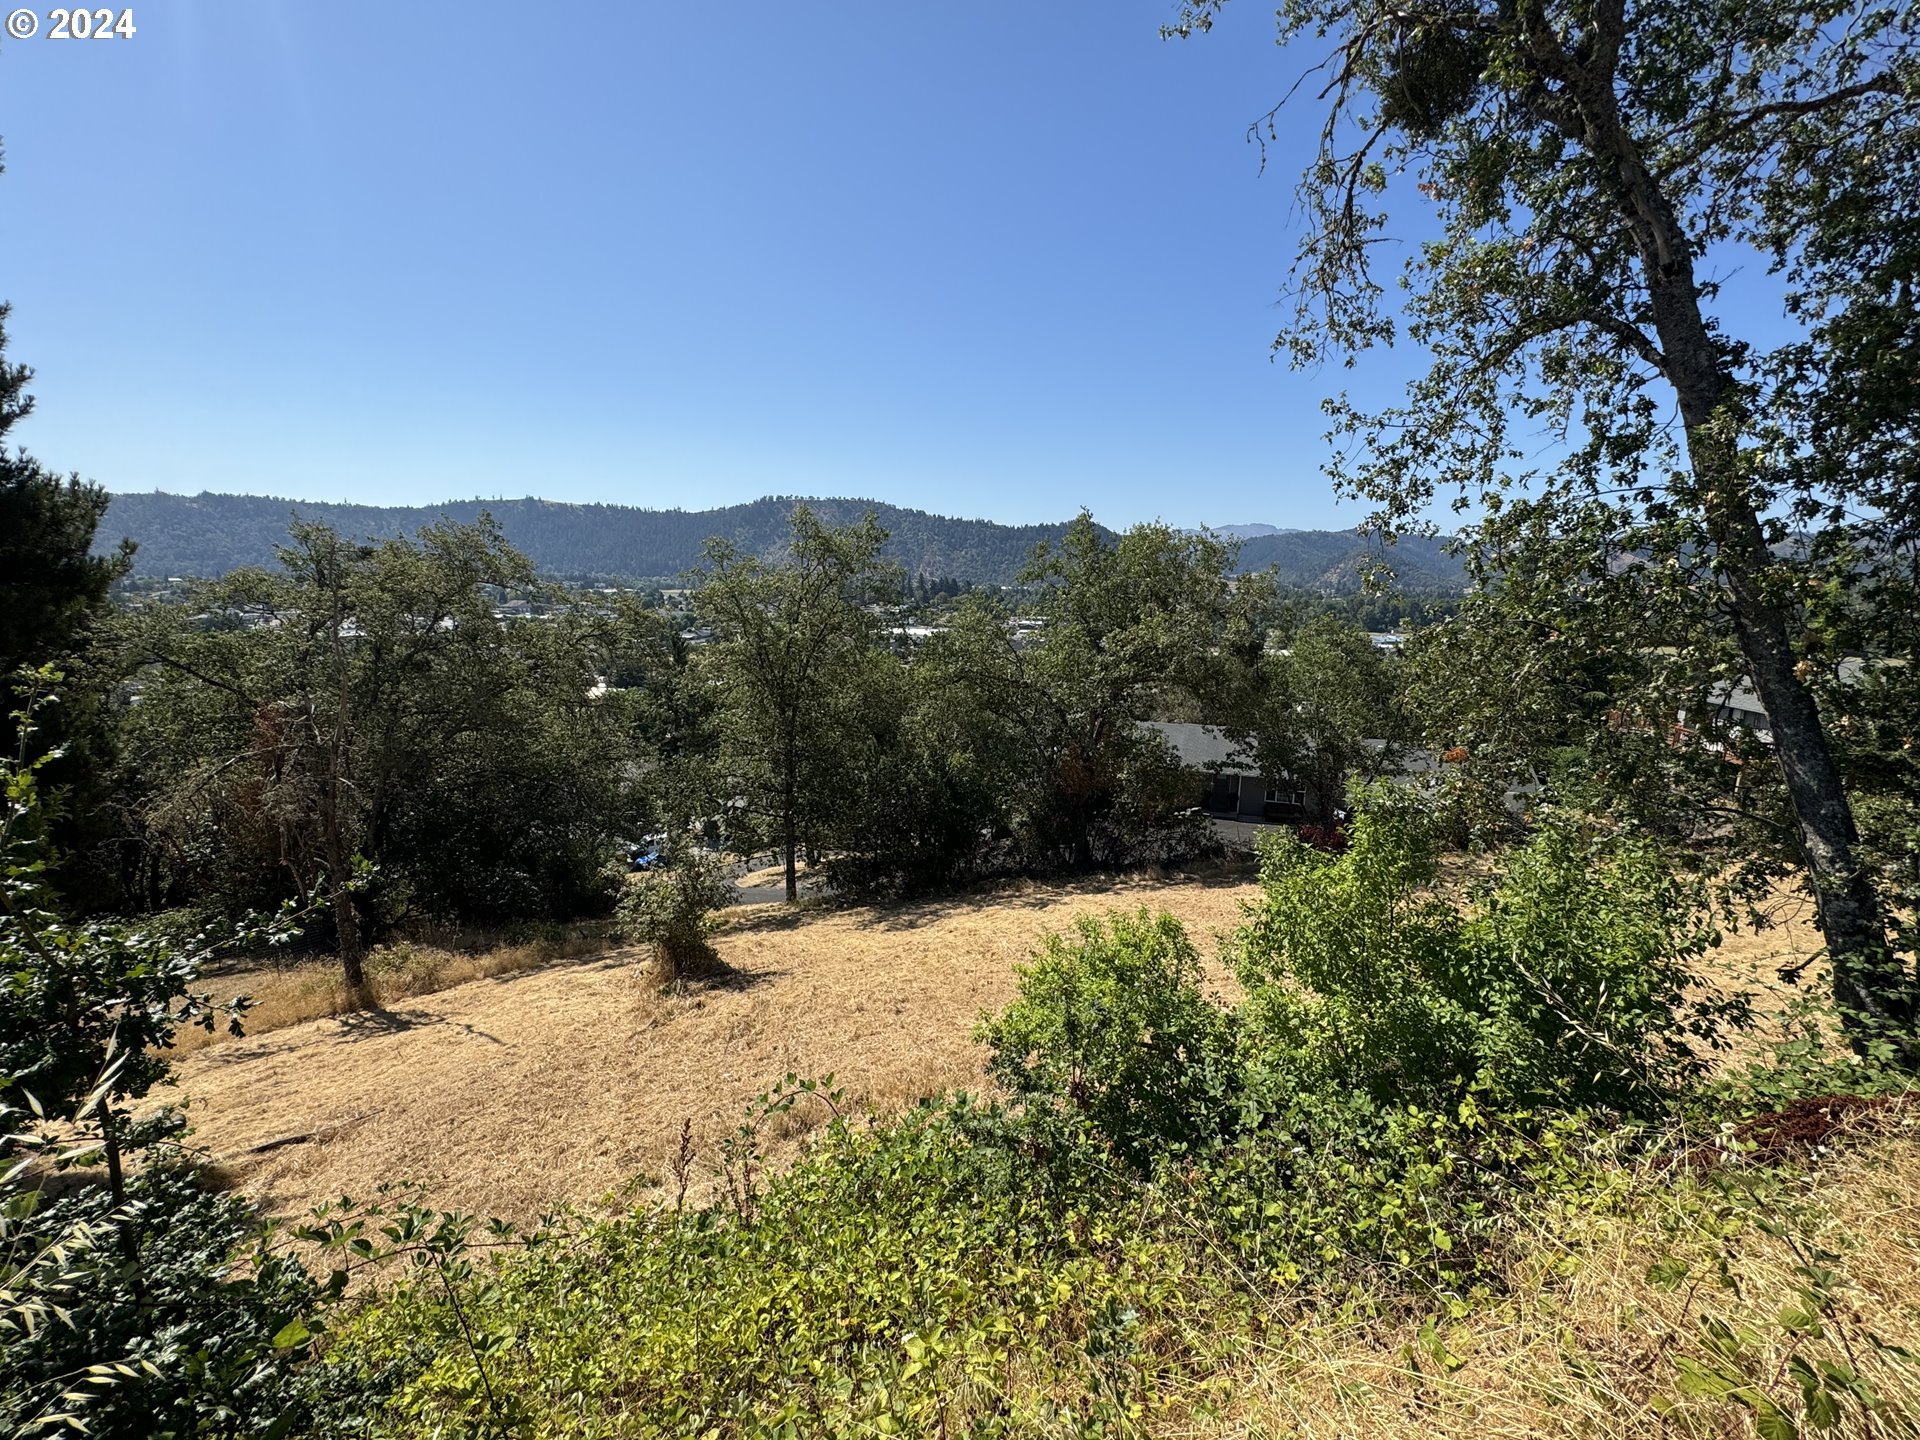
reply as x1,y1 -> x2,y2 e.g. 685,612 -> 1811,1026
330,1004 -> 447,1040
861,857 -> 1260,934
650,947 -> 781,996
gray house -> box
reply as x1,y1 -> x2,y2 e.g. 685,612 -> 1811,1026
1142,721 -> 1539,824
1139,721 -> 1307,822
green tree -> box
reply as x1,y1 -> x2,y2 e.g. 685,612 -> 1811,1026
932,517 -> 1264,871
1229,615 -> 1406,825
0,312 -> 129,699
693,506 -> 898,902
816,642 -> 1023,898
119,519 -> 643,982
1173,0 -> 1920,1044
0,300 -> 134,907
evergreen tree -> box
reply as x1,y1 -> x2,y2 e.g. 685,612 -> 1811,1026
0,260 -> 135,903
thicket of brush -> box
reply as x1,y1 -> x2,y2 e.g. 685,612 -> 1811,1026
93,803 -> 1902,1440
6,682 -> 1916,1439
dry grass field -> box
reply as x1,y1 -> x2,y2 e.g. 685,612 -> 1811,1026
166,862 -> 1832,1226
167,867 -> 1262,1221
170,927 -> 611,1059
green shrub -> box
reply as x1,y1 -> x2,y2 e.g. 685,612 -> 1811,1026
318,1090 -> 1241,1439
614,851 -> 734,981
977,909 -> 1240,1169
0,1156 -> 326,1440
967,797 -> 1754,1290
1232,805 -> 1744,1117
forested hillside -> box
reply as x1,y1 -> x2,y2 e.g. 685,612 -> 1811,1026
1234,527 -> 1466,590
97,493 -> 1093,585
96,490 -> 1467,590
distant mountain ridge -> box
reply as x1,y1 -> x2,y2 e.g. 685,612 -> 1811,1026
98,492 -> 1467,592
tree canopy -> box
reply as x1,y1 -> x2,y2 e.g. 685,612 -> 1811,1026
1175,0 -> 1920,1047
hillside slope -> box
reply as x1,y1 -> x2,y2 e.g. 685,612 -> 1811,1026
1234,526 -> 1466,590
99,492 -> 1086,586
100,491 -> 1467,590
170,871 -> 1260,1221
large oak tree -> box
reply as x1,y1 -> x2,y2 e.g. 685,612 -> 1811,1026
1174,0 -> 1919,1045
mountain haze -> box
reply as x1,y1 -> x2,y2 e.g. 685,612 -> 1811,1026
99,492 -> 1466,591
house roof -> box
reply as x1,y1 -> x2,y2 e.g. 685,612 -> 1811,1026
1138,721 -> 1256,772
1710,657 -> 1894,727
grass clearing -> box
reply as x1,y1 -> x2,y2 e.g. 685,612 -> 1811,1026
167,866 -> 1262,1221
170,926 -> 610,1058
167,862 -> 1833,1225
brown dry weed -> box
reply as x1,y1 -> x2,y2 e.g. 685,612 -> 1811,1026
1180,1115 -> 1920,1439
165,868 -> 1261,1222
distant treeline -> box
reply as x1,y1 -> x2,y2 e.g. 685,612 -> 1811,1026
97,491 -> 1469,592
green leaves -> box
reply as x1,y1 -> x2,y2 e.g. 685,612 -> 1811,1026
320,1091 -> 1225,1438
615,849 -> 734,982
979,909 -> 1238,1170
1231,801 -> 1741,1118
1647,1255 -> 1693,1291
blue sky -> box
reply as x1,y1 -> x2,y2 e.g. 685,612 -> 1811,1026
6,3 -> 1492,528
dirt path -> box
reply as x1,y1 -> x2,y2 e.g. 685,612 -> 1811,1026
169,871 -> 1261,1222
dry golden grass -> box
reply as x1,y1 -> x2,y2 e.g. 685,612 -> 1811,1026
170,930 -> 608,1058
1181,1114 -> 1920,1440
1706,887 -> 1836,1055
167,862 -> 1835,1225
166,866 -> 1261,1222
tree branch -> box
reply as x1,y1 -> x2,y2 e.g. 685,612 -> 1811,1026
1658,74 -> 1913,179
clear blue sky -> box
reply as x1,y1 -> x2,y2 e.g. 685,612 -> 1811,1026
5,2 -> 1432,528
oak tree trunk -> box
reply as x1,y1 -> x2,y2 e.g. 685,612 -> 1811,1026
1617,141 -> 1913,1047
782,730 -> 799,904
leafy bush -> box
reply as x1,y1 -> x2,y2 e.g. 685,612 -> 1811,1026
1173,1091 -> 1555,1285
0,1160 -> 324,1440
978,909 -> 1239,1169
1232,805 -> 1744,1117
318,1088 -> 1240,1439
970,796 -> 1753,1288
614,851 -> 734,981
